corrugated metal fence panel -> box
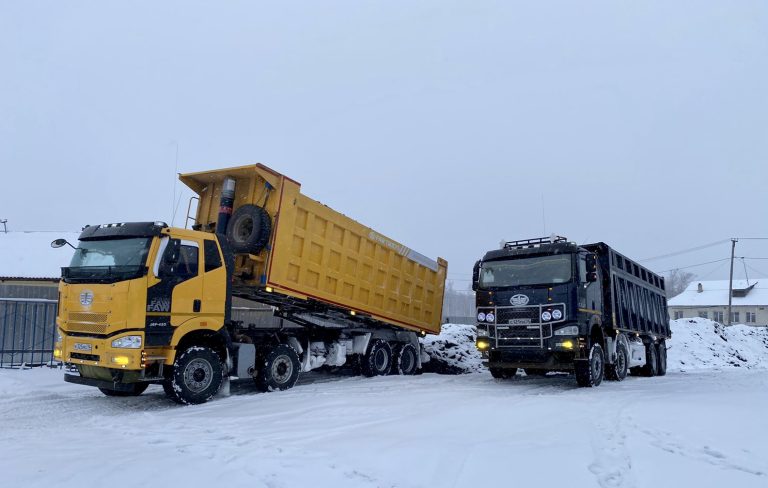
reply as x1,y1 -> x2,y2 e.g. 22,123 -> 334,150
0,298 -> 58,368
0,283 -> 58,300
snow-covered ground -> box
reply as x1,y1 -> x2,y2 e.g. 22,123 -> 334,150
2,319 -> 767,488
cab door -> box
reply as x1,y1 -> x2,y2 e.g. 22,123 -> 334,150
145,237 -> 203,346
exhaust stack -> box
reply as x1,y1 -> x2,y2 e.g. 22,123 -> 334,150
215,177 -> 236,235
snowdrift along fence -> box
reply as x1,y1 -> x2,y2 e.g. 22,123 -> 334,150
0,298 -> 58,368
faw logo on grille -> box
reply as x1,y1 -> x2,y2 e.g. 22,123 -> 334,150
79,290 -> 94,307
510,294 -> 529,306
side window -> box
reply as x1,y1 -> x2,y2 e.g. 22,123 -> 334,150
158,239 -> 199,281
204,240 -> 223,272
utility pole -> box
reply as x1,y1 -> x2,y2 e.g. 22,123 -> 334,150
727,238 -> 738,326
0,219 -> 7,233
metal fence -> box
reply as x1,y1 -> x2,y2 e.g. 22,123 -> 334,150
0,298 -> 58,368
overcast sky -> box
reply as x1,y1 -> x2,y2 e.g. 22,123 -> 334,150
1,0 -> 766,286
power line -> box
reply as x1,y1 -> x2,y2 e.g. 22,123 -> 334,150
658,257 -> 731,273
639,239 -> 731,263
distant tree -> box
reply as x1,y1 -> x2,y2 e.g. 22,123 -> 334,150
666,269 -> 696,298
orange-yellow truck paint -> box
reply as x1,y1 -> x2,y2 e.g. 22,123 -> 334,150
180,164 -> 447,335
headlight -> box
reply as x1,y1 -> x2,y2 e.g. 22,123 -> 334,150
111,335 -> 142,349
554,325 -> 579,336
485,313 -> 495,323
552,309 -> 563,320
541,311 -> 552,321
56,329 -> 63,343
477,312 -> 486,322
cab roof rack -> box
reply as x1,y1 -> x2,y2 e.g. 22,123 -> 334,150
503,235 -> 568,250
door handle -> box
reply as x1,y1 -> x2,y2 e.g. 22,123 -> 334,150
193,299 -> 201,313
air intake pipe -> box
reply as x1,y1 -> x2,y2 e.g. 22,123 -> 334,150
215,177 -> 236,235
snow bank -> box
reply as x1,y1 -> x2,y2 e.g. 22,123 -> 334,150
668,318 -> 768,372
421,323 -> 483,374
422,319 -> 768,374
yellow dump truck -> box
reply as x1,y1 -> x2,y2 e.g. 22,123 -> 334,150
53,164 -> 447,404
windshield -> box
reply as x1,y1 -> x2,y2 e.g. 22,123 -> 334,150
479,254 -> 573,288
63,238 -> 152,283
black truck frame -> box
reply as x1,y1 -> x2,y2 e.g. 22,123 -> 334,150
472,236 -> 671,387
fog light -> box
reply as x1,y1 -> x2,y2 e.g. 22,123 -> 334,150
53,348 -> 62,359
476,339 -> 490,351
112,355 -> 130,366
556,340 -> 574,350
265,286 -> 273,293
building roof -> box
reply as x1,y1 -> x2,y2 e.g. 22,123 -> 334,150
0,231 -> 81,280
668,279 -> 768,307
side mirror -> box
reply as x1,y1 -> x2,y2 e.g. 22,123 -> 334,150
587,271 -> 598,283
585,253 -> 597,272
51,238 -> 75,249
472,260 -> 481,291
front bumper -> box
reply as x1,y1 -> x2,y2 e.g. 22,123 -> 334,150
64,373 -> 145,392
60,334 -> 145,370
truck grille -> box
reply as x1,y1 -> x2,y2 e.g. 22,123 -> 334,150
65,312 -> 109,335
70,352 -> 100,362
481,303 -> 565,348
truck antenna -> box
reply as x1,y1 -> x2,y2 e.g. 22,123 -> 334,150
170,141 -> 180,226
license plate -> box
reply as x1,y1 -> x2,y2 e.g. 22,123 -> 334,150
73,343 -> 92,352
509,318 -> 532,325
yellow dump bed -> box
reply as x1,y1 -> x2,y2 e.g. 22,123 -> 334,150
180,164 -> 447,334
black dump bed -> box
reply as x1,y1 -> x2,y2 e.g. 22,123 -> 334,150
584,243 -> 671,339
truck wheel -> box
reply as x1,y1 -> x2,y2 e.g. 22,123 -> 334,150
490,367 -> 516,379
255,344 -> 300,392
226,204 -> 272,254
391,343 -> 418,375
575,343 -> 604,387
163,346 -> 224,405
605,341 -> 628,381
640,342 -> 658,377
656,340 -> 667,376
361,339 -> 392,377
98,383 -> 149,397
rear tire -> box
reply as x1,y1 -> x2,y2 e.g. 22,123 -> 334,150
641,342 -> 658,377
255,344 -> 301,392
99,383 -> 149,397
163,346 -> 224,405
575,343 -> 604,387
391,343 -> 419,375
361,339 -> 392,377
605,341 -> 629,381
490,367 -> 516,379
656,340 -> 667,376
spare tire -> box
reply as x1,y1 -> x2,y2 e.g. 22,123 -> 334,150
226,204 -> 272,254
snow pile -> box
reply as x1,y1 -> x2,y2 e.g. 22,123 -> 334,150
668,318 -> 768,371
421,323 -> 483,374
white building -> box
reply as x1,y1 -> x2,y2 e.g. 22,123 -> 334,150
668,279 -> 768,326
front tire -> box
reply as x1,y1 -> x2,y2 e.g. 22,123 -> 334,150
255,344 -> 301,392
605,341 -> 629,381
575,343 -> 604,387
163,346 -> 224,405
361,339 -> 393,377
99,383 -> 149,397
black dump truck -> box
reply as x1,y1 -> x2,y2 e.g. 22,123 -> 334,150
472,236 -> 671,387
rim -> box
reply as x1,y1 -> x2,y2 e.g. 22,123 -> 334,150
592,351 -> 603,379
374,348 -> 389,371
235,216 -> 254,243
183,358 -> 213,393
617,348 -> 626,375
271,355 -> 293,384
400,348 -> 414,373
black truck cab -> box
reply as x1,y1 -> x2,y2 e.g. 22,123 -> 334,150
473,236 -> 671,387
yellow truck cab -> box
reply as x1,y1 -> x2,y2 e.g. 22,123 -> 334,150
55,222 -> 230,403
54,164 -> 447,404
